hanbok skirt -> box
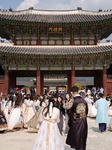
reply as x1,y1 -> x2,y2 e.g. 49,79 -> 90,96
8,108 -> 23,130
0,112 -> 7,131
109,118 -> 112,131
87,104 -> 92,117
108,107 -> 112,116
24,107 -> 35,128
32,120 -> 64,150
27,107 -> 43,132
90,105 -> 97,118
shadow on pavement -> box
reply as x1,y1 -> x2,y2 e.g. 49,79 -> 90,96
64,146 -> 75,150
90,127 -> 100,132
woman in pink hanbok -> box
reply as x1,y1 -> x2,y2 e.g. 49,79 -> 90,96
32,97 -> 64,150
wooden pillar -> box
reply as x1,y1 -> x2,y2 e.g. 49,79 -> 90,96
41,72 -> 44,95
103,66 -> 107,96
5,67 -> 9,96
36,70 -> 41,95
47,86 -> 49,92
56,86 -> 58,92
9,71 -> 16,90
67,71 -> 71,93
71,69 -> 75,88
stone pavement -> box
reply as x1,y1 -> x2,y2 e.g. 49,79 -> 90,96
0,117 -> 112,150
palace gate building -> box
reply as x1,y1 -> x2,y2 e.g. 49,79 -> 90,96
0,7 -> 112,96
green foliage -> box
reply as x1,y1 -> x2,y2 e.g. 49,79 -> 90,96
75,83 -> 81,91
65,85 -> 68,92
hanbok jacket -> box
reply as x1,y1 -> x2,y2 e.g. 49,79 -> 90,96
95,98 -> 110,123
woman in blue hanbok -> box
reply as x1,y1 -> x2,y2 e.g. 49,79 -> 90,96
95,93 -> 110,132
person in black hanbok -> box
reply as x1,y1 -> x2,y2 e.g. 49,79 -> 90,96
65,86 -> 88,150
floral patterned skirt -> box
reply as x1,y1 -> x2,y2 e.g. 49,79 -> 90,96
0,112 -> 7,131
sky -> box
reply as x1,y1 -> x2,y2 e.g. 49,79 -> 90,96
0,0 -> 112,42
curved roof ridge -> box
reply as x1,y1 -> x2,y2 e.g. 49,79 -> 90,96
0,9 -> 112,16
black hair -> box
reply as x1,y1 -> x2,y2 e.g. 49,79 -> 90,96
7,95 -> 13,107
99,93 -> 103,98
95,93 -> 99,97
14,94 -> 22,108
0,103 -> 1,112
40,95 -> 47,106
56,96 -> 63,105
42,97 -> 55,118
79,92 -> 85,99
71,86 -> 79,93
109,100 -> 112,107
30,94 -> 34,101
65,93 -> 70,101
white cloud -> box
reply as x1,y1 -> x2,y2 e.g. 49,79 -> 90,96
16,0 -> 39,10
0,5 -> 3,9
16,0 -> 112,11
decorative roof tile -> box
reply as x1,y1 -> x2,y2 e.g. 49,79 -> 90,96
0,44 -> 112,56
0,9 -> 112,23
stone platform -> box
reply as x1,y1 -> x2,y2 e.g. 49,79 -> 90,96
0,117 -> 112,150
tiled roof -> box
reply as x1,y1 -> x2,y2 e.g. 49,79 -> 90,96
0,44 -> 112,56
0,9 -> 112,23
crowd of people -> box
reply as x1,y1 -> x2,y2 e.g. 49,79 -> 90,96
0,86 -> 112,150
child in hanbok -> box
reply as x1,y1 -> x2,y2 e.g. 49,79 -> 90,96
32,97 -> 64,150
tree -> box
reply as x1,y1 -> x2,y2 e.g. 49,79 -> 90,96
75,83 -> 81,91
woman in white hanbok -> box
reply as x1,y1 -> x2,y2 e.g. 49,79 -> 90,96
4,96 -> 14,122
32,97 -> 64,150
24,95 -> 36,128
86,98 -> 93,117
8,95 -> 23,130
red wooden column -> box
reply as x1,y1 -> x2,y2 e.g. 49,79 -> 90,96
71,69 -> 75,88
47,86 -> 49,92
67,71 -> 71,93
36,69 -> 41,95
56,86 -> 58,92
103,66 -> 107,96
5,67 -> 9,96
41,72 -> 44,95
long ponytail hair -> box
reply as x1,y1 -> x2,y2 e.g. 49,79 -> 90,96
42,97 -> 55,118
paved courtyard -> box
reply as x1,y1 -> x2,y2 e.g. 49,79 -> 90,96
0,117 -> 112,150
